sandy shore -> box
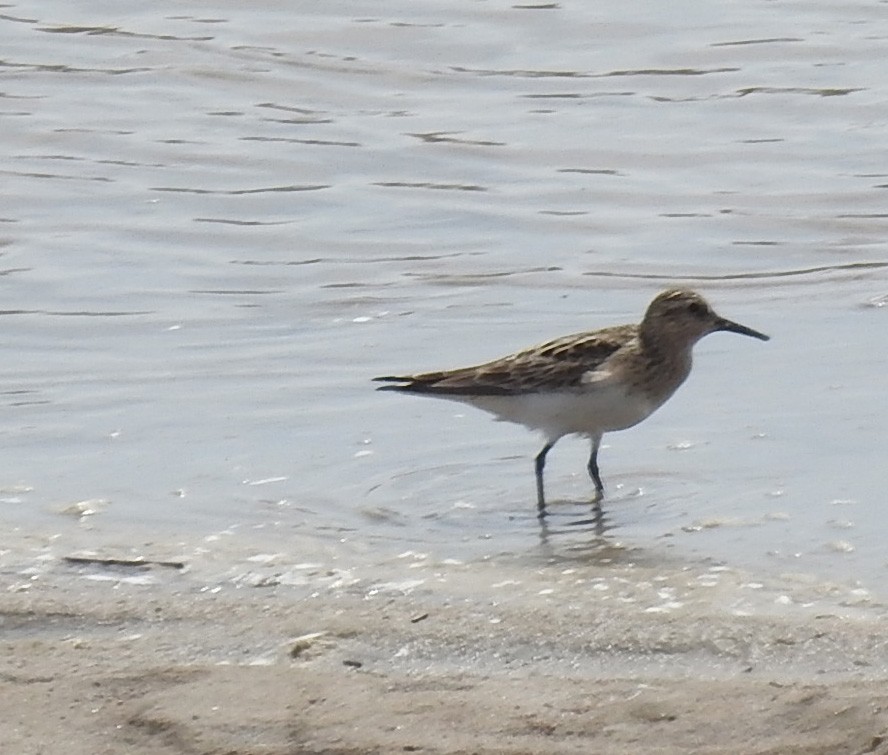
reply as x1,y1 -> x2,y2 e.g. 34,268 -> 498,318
3,552 -> 888,755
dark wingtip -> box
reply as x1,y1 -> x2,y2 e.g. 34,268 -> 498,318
373,375 -> 415,392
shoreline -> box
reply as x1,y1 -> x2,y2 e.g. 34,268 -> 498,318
3,552 -> 888,754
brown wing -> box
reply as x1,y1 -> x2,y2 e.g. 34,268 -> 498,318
374,324 -> 636,396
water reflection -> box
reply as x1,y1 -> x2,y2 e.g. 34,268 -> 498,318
532,504 -> 638,566
505,500 -> 615,549
538,505 -> 608,539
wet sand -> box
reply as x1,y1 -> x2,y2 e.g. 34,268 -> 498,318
4,555 -> 888,754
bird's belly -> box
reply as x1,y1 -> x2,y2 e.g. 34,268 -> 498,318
464,386 -> 655,438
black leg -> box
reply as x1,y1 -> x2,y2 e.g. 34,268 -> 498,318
534,440 -> 557,518
587,434 -> 604,503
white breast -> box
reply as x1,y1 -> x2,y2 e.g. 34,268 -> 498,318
460,382 -> 657,440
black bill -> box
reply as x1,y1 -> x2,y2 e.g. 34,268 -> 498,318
716,317 -> 770,341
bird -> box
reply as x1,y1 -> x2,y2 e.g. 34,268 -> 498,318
374,289 -> 769,517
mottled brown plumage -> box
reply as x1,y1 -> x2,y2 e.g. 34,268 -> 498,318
375,324 -> 634,396
375,289 -> 769,515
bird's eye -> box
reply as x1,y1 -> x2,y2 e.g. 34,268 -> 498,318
688,301 -> 705,316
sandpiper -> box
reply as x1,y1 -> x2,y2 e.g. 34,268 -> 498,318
374,289 -> 769,516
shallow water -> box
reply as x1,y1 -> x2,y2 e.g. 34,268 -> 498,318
2,1 -> 888,601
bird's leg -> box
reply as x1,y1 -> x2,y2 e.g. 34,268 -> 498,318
587,434 -> 604,504
534,440 -> 557,518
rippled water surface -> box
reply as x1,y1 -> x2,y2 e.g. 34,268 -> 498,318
2,1 -> 888,597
